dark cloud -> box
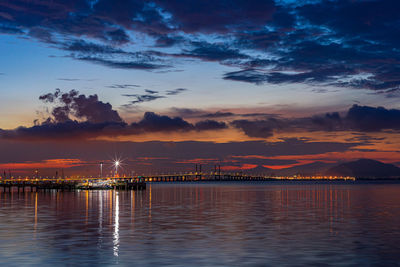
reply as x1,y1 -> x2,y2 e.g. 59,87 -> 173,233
231,105 -> 400,138
223,66 -> 357,86
180,41 -> 249,61
63,40 -> 126,54
106,84 -> 140,89
0,114 -> 227,141
60,40 -> 170,70
154,35 -> 185,47
145,89 -> 158,94
231,118 -> 282,138
104,28 -> 130,44
170,108 -> 280,120
0,90 -> 229,140
0,25 -> 24,34
28,27 -> 54,43
201,111 -> 235,118
194,120 -> 228,131
155,0 -> 276,33
2,0 -> 400,94
76,56 -> 167,70
308,105 -> 400,132
165,88 -> 187,95
0,0 -> 141,42
121,88 -> 187,108
57,78 -> 81,82
221,1 -> 400,94
223,69 -> 270,85
346,105 -> 400,132
130,113 -> 227,133
39,89 -> 123,124
169,107 -> 204,118
131,112 -> 193,132
0,121 -> 127,140
123,94 -> 165,104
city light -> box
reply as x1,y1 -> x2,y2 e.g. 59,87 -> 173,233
114,160 -> 120,177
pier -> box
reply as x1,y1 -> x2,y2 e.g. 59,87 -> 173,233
0,178 -> 146,192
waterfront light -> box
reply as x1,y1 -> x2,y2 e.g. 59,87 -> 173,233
114,160 -> 120,177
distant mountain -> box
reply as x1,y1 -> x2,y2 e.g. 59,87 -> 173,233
243,161 -> 335,176
276,161 -> 336,176
246,165 -> 272,175
326,159 -> 400,178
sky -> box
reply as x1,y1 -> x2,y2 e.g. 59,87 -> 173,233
1,0 -> 400,176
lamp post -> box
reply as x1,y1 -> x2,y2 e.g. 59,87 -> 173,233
100,162 -> 103,178
114,160 -> 120,178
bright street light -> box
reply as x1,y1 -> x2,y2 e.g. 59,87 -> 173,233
114,160 -> 120,177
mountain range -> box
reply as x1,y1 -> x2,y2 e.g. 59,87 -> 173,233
246,159 -> 400,179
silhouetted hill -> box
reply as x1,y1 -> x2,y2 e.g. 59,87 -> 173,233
246,165 -> 272,175
276,161 -> 336,176
326,159 -> 400,178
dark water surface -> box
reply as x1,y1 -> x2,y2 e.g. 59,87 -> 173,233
0,182 -> 400,266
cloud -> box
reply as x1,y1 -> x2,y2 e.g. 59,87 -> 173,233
345,105 -> 400,132
121,88 -> 187,107
223,66 -> 356,86
2,0 -> 400,94
123,94 -> 166,104
39,89 -> 123,124
0,121 -> 127,140
0,158 -> 86,170
75,56 -> 168,70
165,88 -> 187,95
0,113 -> 228,141
194,120 -> 228,131
145,89 -> 158,94
131,112 -> 193,132
231,118 -> 282,138
57,78 -> 81,82
169,108 -> 282,120
201,111 -> 236,118
63,40 -> 126,54
0,24 -> 24,34
169,107 -> 205,118
106,84 -> 140,89
231,105 -> 400,138
154,0 -> 276,33
179,41 -> 249,62
0,90 -> 227,140
154,35 -> 185,47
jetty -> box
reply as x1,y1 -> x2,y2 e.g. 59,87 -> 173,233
0,178 -> 146,192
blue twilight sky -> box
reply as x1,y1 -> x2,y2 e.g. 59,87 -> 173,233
1,0 -> 400,174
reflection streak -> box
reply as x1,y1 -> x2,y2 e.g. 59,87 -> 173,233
113,192 -> 119,257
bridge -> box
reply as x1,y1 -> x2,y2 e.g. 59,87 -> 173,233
0,171 -> 355,193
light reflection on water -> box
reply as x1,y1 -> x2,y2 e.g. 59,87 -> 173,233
0,182 -> 399,266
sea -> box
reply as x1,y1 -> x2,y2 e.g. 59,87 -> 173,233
0,181 -> 399,266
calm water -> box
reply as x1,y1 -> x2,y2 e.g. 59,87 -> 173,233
0,182 -> 399,266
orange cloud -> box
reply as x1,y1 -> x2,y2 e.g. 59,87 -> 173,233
263,160 -> 315,170
136,157 -> 169,160
221,164 -> 258,171
176,158 -> 219,164
0,158 -> 86,170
